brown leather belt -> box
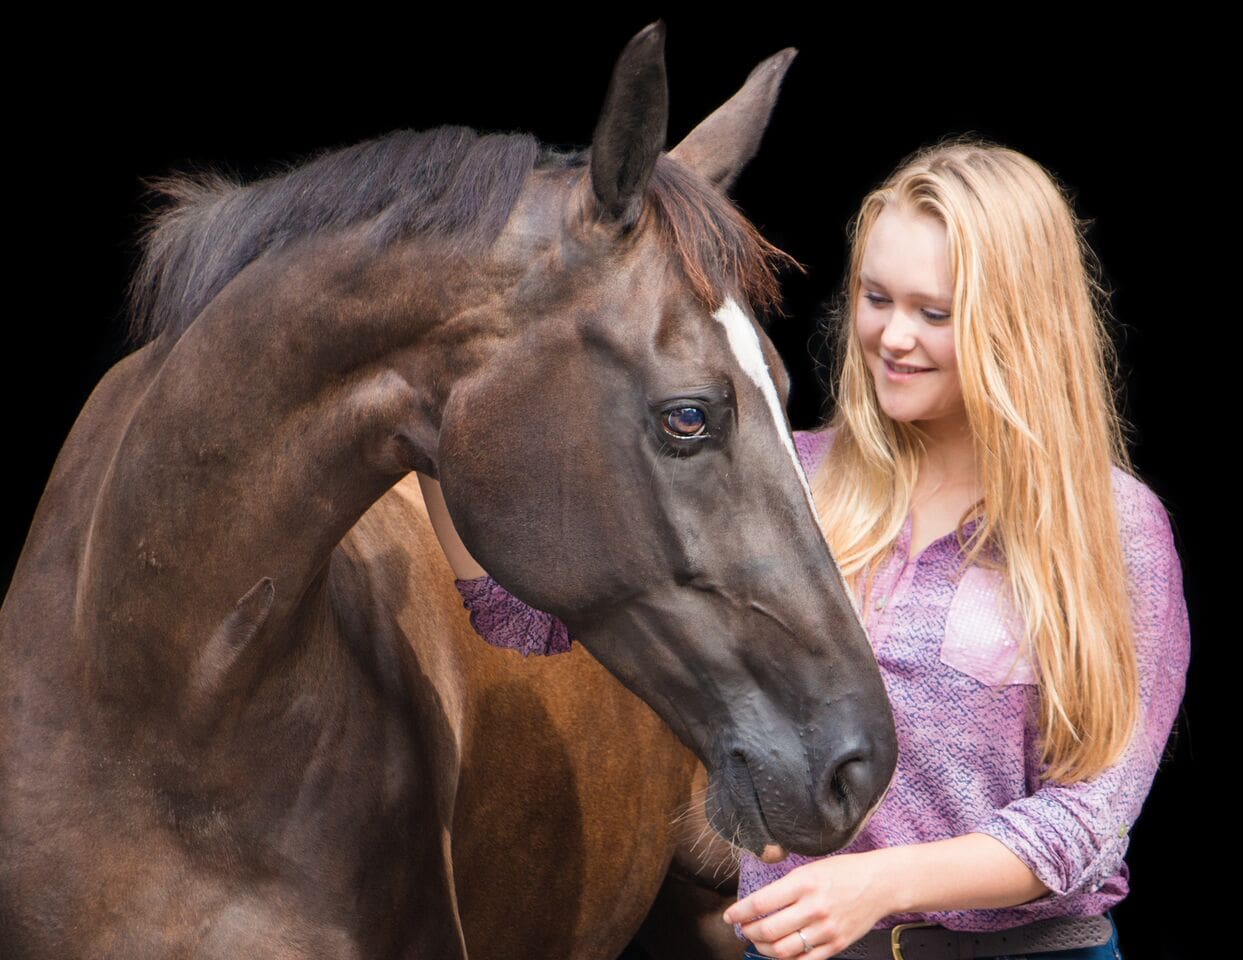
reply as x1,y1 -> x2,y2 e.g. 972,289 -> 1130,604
827,914 -> 1114,959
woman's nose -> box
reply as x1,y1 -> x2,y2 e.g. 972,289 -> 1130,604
880,309 -> 919,353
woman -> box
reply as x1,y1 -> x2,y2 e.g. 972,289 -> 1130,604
418,138 -> 1190,960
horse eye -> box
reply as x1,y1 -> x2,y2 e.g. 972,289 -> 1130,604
663,406 -> 708,439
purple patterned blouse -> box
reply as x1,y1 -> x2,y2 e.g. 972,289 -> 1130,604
453,426 -> 1191,931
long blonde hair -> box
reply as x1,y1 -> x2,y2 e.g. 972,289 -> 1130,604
813,135 -> 1139,784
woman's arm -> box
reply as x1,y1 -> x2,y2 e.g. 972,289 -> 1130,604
725,835 -> 1048,958
969,474 -> 1190,899
417,472 -> 487,579
417,472 -> 572,656
874,833 -> 1050,912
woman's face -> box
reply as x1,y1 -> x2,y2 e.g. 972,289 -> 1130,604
855,204 -> 965,433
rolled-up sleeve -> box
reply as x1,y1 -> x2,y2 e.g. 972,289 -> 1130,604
454,574 -> 573,657
972,476 -> 1190,898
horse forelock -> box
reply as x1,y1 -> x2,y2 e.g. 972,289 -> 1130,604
644,155 -> 799,321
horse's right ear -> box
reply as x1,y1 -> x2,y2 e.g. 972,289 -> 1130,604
588,21 -> 668,230
668,47 -> 798,193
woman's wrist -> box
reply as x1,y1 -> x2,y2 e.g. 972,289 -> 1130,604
842,846 -> 917,918
864,845 -> 922,917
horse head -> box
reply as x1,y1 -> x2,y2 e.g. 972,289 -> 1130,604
434,22 -> 897,858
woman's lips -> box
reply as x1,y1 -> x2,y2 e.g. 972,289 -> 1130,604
883,358 -> 933,380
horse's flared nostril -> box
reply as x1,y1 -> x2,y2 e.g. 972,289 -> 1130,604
819,742 -> 884,818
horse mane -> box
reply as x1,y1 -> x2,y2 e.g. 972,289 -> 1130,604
643,158 -> 796,319
125,125 -> 795,349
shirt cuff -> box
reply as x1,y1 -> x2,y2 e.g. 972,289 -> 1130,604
972,805 -> 1124,899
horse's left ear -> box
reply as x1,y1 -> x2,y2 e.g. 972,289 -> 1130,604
589,21 -> 669,229
669,47 -> 798,192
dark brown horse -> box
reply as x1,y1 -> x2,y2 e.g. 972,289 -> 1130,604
0,22 -> 896,960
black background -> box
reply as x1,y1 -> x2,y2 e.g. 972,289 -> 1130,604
8,14 -> 1214,959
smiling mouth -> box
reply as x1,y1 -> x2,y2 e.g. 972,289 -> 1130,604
884,359 -> 932,373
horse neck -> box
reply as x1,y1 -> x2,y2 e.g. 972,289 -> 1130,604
77,226 -> 492,704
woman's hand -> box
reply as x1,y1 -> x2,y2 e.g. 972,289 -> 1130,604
722,852 -> 895,959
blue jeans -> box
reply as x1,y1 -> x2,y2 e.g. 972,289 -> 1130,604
743,911 -> 1122,959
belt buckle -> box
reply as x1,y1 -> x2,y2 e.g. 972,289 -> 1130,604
889,920 -> 937,960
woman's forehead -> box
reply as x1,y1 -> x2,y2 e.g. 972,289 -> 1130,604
860,206 -> 952,300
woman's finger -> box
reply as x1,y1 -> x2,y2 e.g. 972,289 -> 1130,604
771,928 -> 821,958
738,906 -> 796,946
738,901 -> 824,949
752,930 -> 849,960
724,871 -> 806,925
806,939 -> 844,960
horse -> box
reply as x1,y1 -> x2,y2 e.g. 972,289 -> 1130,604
0,22 -> 897,960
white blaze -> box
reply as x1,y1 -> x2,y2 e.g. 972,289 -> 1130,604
711,296 -> 865,629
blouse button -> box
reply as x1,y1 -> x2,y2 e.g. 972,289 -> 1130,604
874,595 -> 887,610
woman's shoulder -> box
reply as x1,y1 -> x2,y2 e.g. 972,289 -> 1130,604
1108,465 -> 1180,573
1109,466 -> 1174,537
793,422 -> 841,476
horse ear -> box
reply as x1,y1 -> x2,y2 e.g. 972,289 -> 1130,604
668,47 -> 798,193
589,20 -> 668,229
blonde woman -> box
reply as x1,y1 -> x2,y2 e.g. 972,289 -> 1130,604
420,138 -> 1190,960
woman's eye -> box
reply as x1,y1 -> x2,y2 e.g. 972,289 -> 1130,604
865,291 -> 950,323
663,406 -> 708,439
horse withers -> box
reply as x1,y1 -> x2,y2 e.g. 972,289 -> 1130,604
0,22 -> 896,960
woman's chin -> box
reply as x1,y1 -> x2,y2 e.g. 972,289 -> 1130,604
877,401 -> 927,424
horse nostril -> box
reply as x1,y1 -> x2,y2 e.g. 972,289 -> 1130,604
821,744 -> 875,814
828,756 -> 864,807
